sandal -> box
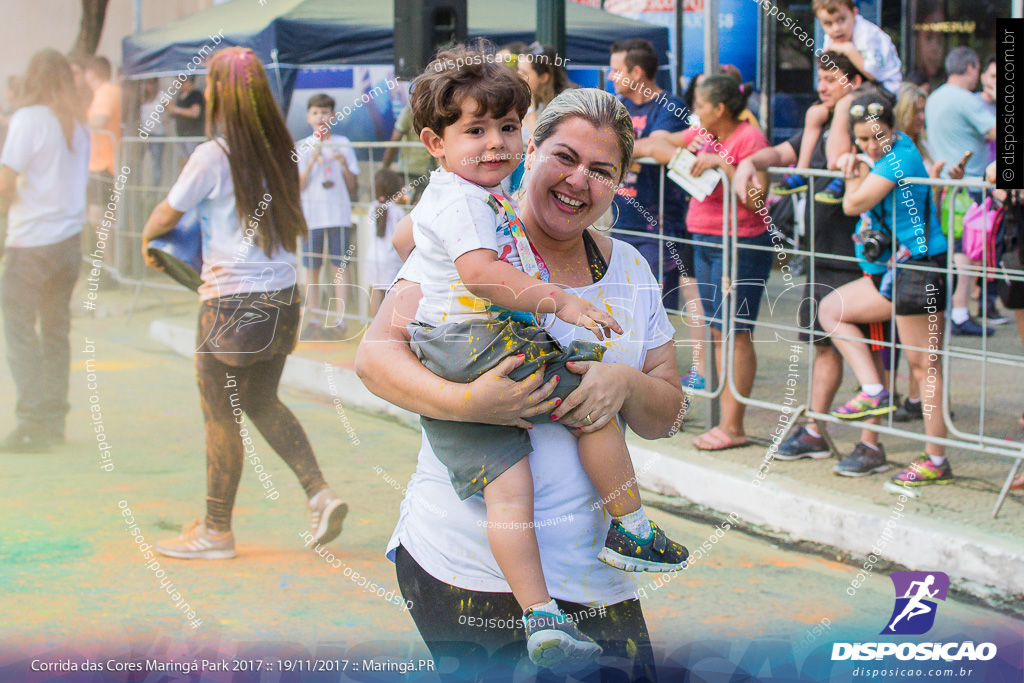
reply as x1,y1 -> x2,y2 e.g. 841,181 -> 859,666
693,427 -> 749,451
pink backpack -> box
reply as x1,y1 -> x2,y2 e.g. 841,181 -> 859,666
962,197 -> 1003,265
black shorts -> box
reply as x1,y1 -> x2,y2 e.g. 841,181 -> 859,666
798,268 -> 890,349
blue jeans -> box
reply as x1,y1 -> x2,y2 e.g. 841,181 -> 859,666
693,231 -> 774,332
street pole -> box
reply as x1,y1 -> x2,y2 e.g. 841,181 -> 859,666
1015,0 -> 1023,18
537,0 -> 566,58
675,0 -> 684,93
704,0 -> 719,75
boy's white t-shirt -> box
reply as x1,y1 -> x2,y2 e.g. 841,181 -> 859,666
823,15 -> 902,94
167,139 -> 297,302
365,201 -> 406,286
296,134 -> 359,229
410,168 -> 523,327
0,105 -> 90,248
387,239 -> 676,604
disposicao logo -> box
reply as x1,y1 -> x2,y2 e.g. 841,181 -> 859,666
881,571 -> 948,635
831,570 -> 997,662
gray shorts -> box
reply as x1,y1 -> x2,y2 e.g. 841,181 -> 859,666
409,318 -> 605,500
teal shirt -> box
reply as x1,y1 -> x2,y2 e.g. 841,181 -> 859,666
924,83 -> 996,179
855,132 -> 948,275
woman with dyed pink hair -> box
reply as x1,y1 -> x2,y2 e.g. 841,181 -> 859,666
142,47 -> 347,559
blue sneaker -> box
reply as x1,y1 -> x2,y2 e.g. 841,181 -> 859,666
773,174 -> 808,195
833,441 -> 890,477
814,177 -> 846,204
951,318 -> 994,336
524,608 -> 602,672
681,371 -> 706,391
598,520 -> 688,572
775,426 -> 831,461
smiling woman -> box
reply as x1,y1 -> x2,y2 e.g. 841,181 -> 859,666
356,84 -> 689,680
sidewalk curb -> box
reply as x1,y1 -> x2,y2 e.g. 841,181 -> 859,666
626,445 -> 1024,603
151,320 -> 1024,603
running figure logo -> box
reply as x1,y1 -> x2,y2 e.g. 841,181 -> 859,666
881,571 -> 949,635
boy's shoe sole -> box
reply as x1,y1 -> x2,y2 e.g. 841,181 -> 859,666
814,192 -> 844,205
773,449 -> 831,461
833,463 -> 892,477
773,185 -> 807,196
831,405 -> 895,420
527,630 -> 602,672
597,547 -> 687,573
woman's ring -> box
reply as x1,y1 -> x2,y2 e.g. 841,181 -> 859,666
586,414 -> 594,425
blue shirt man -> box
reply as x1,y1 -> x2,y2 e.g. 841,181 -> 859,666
924,48 -> 996,179
609,39 -> 690,309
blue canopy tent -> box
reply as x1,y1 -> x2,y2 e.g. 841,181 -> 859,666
122,0 -> 671,114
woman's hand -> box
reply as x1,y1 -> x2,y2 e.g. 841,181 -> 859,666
464,355 -> 561,429
690,152 -> 723,178
140,200 -> 183,271
551,360 -> 635,432
141,239 -> 164,271
836,150 -> 862,179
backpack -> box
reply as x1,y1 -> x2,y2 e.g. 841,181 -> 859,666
996,191 -> 1024,310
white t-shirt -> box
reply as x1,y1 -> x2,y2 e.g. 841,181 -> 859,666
167,139 -> 297,302
386,238 -> 676,605
296,134 -> 359,230
822,15 -> 902,94
410,168 -> 522,327
139,99 -> 166,136
365,201 -> 406,287
1,105 -> 90,248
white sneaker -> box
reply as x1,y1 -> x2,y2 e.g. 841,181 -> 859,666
309,489 -> 348,545
155,520 -> 237,559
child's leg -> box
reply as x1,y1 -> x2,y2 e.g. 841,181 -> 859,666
577,422 -> 640,517
579,423 -> 689,572
797,106 -> 827,171
482,458 -> 551,612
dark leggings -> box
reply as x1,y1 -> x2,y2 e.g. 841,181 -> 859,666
394,545 -> 657,682
196,351 -> 327,531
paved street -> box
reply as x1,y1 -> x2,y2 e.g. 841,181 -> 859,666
2,281 -> 1022,681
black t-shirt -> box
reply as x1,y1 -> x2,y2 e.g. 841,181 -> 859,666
174,90 -> 206,137
787,121 -> 861,273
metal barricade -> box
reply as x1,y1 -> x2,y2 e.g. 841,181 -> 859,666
721,166 -> 1024,518
115,137 -> 429,326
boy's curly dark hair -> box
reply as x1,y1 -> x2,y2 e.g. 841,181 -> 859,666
410,41 -> 532,137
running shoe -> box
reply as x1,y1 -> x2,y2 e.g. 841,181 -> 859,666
951,318 -> 994,336
814,178 -> 846,205
773,174 -> 808,195
598,520 -> 688,572
830,388 -> 895,420
309,488 -> 349,545
681,371 -> 706,391
833,442 -> 890,477
890,455 -> 954,487
893,397 -> 923,423
155,520 -> 237,560
980,304 -> 1010,325
774,426 -> 831,460
524,607 -> 602,672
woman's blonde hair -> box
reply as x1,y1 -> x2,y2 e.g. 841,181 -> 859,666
894,82 -> 931,164
531,88 -> 634,183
